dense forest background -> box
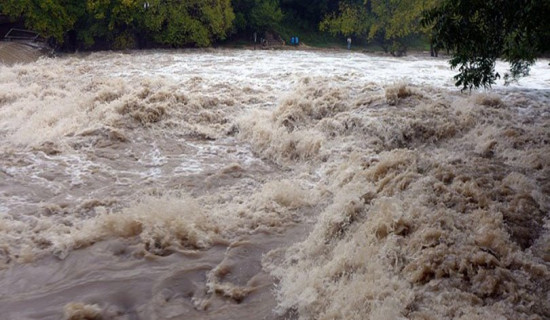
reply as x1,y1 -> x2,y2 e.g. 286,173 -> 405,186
0,0 -> 438,53
1,0 -> 548,88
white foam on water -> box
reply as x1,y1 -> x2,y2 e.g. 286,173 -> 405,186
0,49 -> 548,320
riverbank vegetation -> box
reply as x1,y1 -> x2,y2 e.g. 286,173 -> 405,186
1,0 -> 548,88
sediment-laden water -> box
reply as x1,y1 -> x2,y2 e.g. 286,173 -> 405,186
0,49 -> 548,320
0,42 -> 47,65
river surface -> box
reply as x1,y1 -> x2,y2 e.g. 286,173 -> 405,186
0,42 -> 47,65
0,49 -> 549,319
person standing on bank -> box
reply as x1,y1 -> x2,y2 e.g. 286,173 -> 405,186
347,37 -> 352,50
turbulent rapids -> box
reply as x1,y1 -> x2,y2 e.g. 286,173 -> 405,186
0,50 -> 549,320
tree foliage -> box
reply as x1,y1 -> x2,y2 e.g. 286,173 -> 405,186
232,0 -> 283,33
0,0 -> 234,48
320,2 -> 369,38
77,0 -> 141,48
424,0 -> 550,89
141,0 -> 234,47
0,0 -> 85,42
321,0 -> 436,55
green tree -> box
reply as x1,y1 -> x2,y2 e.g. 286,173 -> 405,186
232,0 -> 282,33
424,0 -> 550,89
368,0 -> 436,54
250,0 -> 283,32
77,0 -> 142,48
0,0 -> 85,42
321,0 -> 436,55
141,0 -> 235,47
320,1 -> 369,38
1,0 -> 235,49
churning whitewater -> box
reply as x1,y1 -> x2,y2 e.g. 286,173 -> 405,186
0,49 -> 548,320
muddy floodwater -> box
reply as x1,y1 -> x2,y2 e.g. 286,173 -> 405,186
0,49 -> 549,320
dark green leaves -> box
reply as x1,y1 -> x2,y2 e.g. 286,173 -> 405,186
1,0 -> 234,48
231,0 -> 283,33
424,0 -> 549,90
320,0 -> 437,55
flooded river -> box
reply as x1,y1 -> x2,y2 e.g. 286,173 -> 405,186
0,49 -> 549,319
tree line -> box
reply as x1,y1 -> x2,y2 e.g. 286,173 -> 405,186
0,0 -> 331,49
0,0 -> 435,53
1,0 -> 548,89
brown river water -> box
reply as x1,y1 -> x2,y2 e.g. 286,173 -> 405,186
0,42 -> 47,65
0,49 -> 549,319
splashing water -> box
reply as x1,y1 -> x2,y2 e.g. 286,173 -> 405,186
0,49 -> 548,319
